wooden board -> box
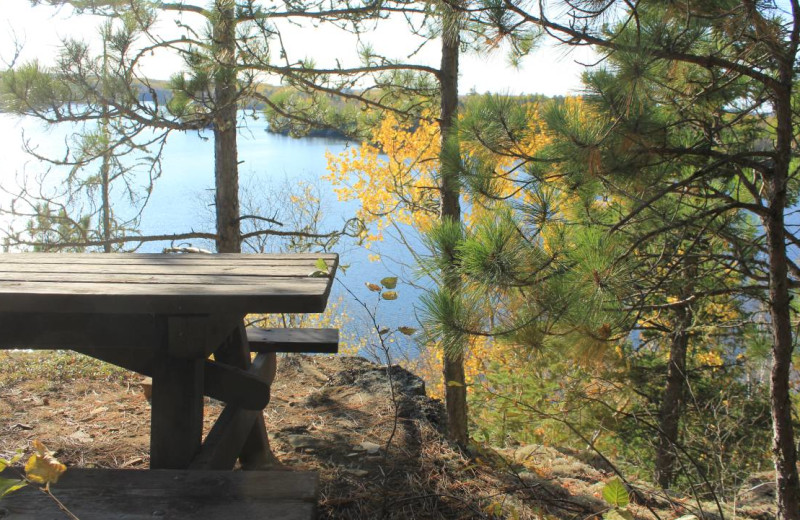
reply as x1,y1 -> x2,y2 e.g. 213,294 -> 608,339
0,252 -> 333,264
0,468 -> 317,519
191,326 -> 277,470
247,327 -> 339,353
0,313 -> 163,351
150,356 -> 205,469
0,253 -> 338,315
76,348 -> 271,411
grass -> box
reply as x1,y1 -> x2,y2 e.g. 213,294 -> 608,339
0,351 -> 131,388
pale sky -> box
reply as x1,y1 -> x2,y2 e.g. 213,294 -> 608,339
1,0 -> 593,96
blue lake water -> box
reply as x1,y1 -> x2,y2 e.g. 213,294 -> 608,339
0,113 -> 427,359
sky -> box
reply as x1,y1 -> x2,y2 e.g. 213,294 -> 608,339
0,0 -> 594,96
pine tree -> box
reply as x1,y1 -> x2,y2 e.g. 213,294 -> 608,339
475,2 -> 800,516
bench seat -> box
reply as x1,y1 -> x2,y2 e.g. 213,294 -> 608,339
246,327 -> 338,354
0,468 -> 317,519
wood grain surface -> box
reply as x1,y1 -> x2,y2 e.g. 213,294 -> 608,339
0,468 -> 318,519
0,253 -> 338,314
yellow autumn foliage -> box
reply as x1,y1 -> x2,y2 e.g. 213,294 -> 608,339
325,112 -> 441,245
24,440 -> 66,486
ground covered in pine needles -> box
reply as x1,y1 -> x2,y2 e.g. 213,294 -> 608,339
0,351 -> 778,519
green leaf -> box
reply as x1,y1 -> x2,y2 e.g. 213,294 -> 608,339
10,451 -> 23,465
380,277 -> 397,289
339,264 -> 350,274
308,270 -> 328,278
603,510 -> 634,520
0,460 -> 6,471
398,326 -> 417,336
381,291 -> 398,301
0,477 -> 26,498
315,258 -> 328,272
602,478 -> 629,508
447,380 -> 464,387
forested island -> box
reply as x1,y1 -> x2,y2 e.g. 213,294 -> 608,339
1,1 -> 799,519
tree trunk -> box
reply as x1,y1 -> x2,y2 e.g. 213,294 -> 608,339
439,16 -> 468,447
212,0 -> 241,254
764,191 -> 800,520
654,303 -> 691,489
100,148 -> 111,253
765,73 -> 800,520
100,36 -> 111,253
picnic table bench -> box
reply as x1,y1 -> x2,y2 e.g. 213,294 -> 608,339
0,252 -> 339,519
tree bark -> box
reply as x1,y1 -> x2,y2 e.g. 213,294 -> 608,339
654,302 -> 692,489
764,189 -> 800,520
213,0 -> 241,254
439,15 -> 468,447
100,35 -> 111,253
765,75 -> 800,519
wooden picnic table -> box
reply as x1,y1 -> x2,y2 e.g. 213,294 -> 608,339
0,252 -> 339,471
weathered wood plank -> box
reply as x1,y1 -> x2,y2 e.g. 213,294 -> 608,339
150,356 -> 204,469
167,314 -> 242,358
0,263 -> 331,277
0,252 -> 337,265
218,327 -> 279,471
189,407 -> 262,471
0,313 -> 163,351
0,278 -> 328,294
76,349 -> 271,410
0,468 -> 317,520
247,327 -> 339,354
0,284 -> 331,315
191,353 -> 277,470
0,253 -> 338,315
0,272 -> 330,284
203,357 -> 271,410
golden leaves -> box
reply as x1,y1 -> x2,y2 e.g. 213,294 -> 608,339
25,440 -> 66,486
324,112 -> 441,245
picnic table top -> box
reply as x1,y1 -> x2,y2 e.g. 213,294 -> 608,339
0,252 -> 338,315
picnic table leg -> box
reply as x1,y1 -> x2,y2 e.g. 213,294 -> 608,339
213,324 -> 279,469
149,355 -> 204,469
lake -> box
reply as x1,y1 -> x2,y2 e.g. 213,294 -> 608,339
0,113 -> 427,360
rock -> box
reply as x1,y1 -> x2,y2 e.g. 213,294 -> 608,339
286,434 -> 325,450
300,360 -> 330,382
68,430 -> 93,443
360,441 -> 381,455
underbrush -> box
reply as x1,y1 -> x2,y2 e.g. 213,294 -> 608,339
0,351 -> 131,388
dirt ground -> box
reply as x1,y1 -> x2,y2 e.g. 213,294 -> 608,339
0,351 -> 779,520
